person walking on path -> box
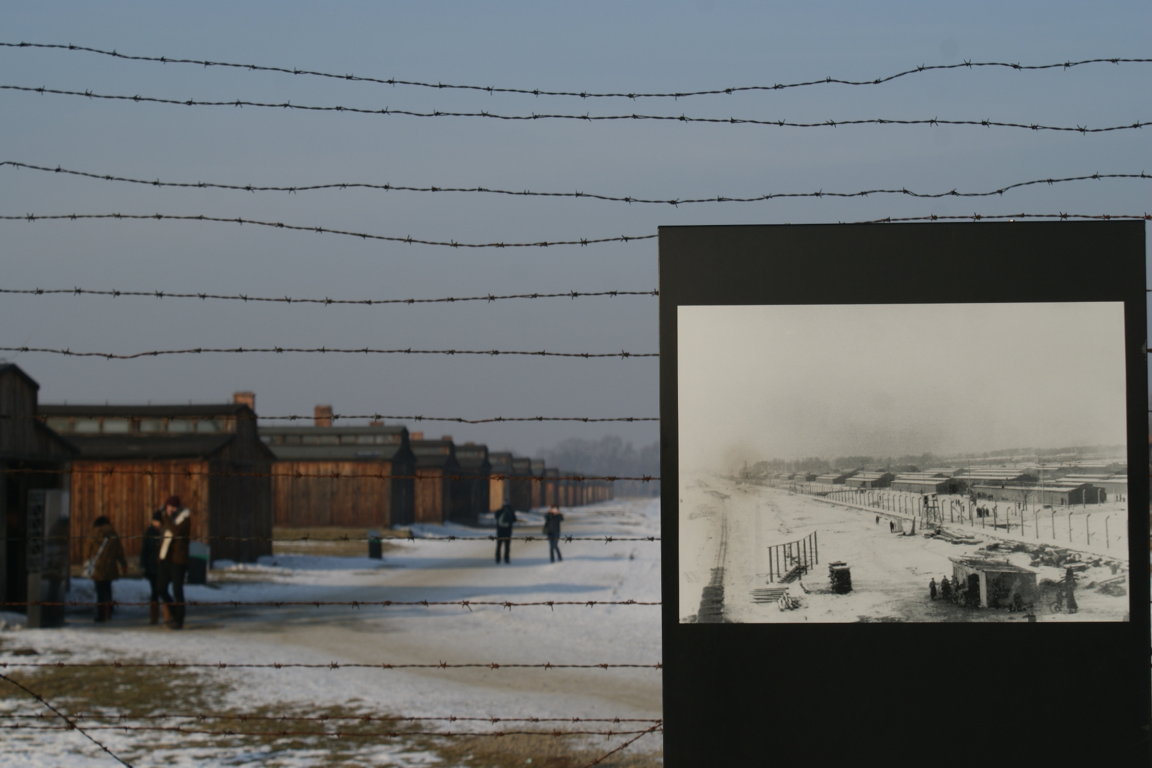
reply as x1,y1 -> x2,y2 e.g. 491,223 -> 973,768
157,495 -> 192,629
88,516 -> 127,623
543,506 -> 565,563
494,503 -> 517,564
139,509 -> 164,624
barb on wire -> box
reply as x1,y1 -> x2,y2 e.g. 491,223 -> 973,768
1,598 -> 661,610
0,211 -> 655,248
0,660 -> 662,671
0,672 -> 134,768
0,344 -> 657,360
3,42 -> 1148,98
1,84 -> 1147,134
5,161 -> 1149,206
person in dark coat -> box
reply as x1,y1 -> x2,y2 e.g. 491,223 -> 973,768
494,503 -> 517,564
89,516 -> 127,622
929,578 -> 937,600
940,575 -> 952,601
157,495 -> 192,629
140,509 -> 164,624
543,506 -> 565,563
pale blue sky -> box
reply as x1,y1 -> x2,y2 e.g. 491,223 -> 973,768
1,2 -> 1147,456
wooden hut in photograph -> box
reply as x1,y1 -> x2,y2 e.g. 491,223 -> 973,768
487,451 -> 514,512
39,397 -> 274,566
411,436 -> 467,525
1058,474 -> 1126,500
971,482 -> 1103,507
509,456 -> 534,511
0,364 -> 77,617
845,471 -> 895,489
453,442 -> 491,526
890,473 -> 963,495
261,412 -> 415,530
949,556 -> 1038,609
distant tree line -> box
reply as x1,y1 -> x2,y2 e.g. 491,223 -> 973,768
539,435 -> 659,497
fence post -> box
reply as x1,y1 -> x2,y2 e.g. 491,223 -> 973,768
1105,516 -> 1110,550
1085,514 -> 1091,545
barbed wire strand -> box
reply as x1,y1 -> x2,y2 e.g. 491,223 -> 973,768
9,410 -> 660,424
0,660 -> 661,671
1,43 -> 1148,98
5,161 -> 1149,206
8,534 -> 661,545
0,344 -> 657,360
0,284 -> 659,308
2,599 -> 660,610
1,712 -> 662,725
0,672 -> 135,768
2,84 -> 1148,134
2,722 -> 659,740
2,465 -> 659,483
1,212 -> 1146,254
584,723 -> 663,768
0,211 -> 656,248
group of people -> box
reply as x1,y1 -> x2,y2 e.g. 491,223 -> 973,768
494,504 -> 565,564
928,575 -> 976,607
86,494 -> 192,629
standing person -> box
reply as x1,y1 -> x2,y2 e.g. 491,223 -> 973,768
494,503 -> 517,564
940,575 -> 952,601
157,495 -> 192,629
929,578 -> 937,600
543,506 -> 565,563
89,516 -> 127,623
139,509 -> 165,624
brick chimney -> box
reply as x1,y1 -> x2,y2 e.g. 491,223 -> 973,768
314,404 -> 333,428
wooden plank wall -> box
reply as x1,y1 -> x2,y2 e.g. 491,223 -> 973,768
272,460 -> 395,529
68,460 -> 206,565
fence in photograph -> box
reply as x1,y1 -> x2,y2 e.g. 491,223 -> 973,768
795,484 -> 1127,557
765,531 -> 818,583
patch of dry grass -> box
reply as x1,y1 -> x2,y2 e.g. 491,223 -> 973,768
0,637 -> 662,766
273,526 -> 411,558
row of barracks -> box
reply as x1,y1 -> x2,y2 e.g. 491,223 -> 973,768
761,464 -> 1125,505
0,364 -> 612,609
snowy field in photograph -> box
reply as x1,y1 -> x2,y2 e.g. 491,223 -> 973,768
0,498 -> 662,767
679,472 -> 1131,624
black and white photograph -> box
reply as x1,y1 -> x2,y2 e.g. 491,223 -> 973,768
677,301 -> 1130,624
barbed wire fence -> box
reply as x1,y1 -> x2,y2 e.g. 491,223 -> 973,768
1,40 -> 1147,767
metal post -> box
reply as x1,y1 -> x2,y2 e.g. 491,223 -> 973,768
1085,514 -> 1091,545
813,530 -> 818,566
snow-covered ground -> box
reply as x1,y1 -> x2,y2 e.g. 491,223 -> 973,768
0,498 -> 662,767
679,472 -> 1131,624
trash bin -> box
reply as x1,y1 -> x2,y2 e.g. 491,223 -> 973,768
367,530 -> 382,559
187,541 -> 210,585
